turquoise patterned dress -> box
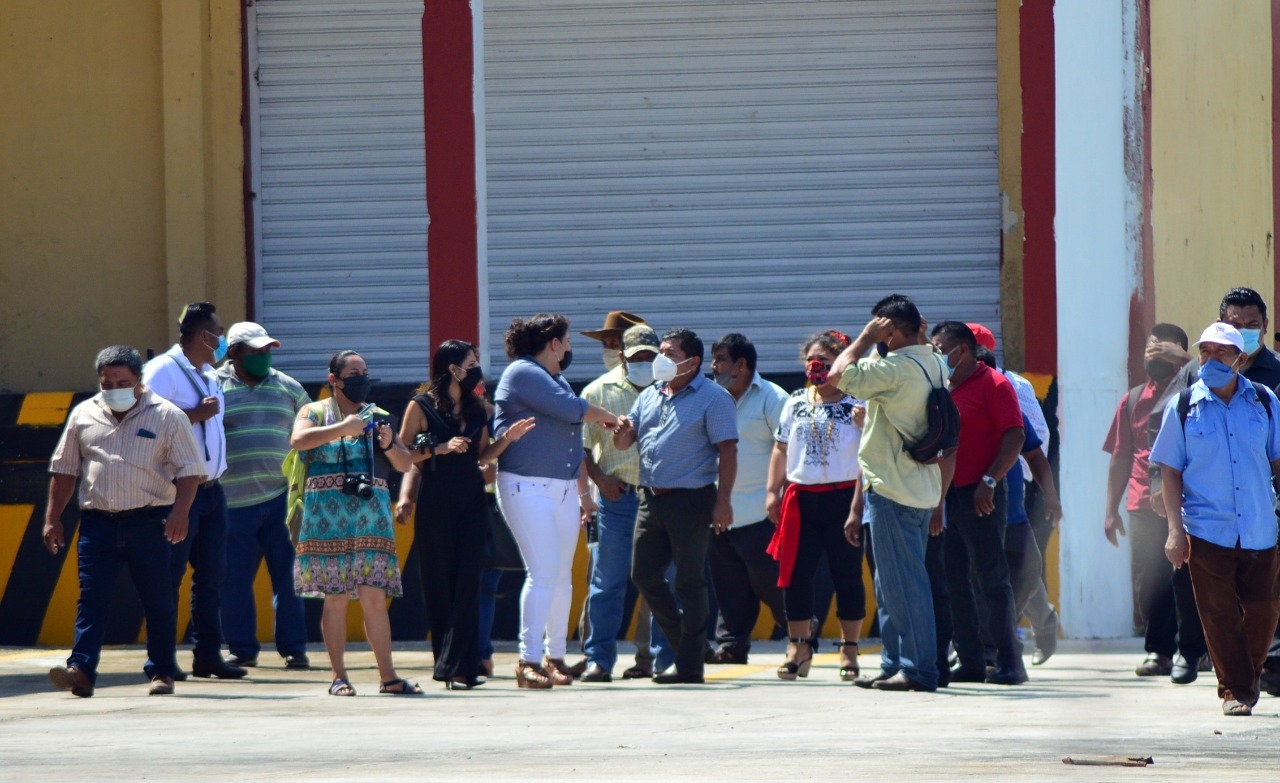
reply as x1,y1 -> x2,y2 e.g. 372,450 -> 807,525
293,404 -> 402,599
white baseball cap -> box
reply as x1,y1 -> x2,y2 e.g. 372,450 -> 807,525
1196,322 -> 1244,353
226,322 -> 281,350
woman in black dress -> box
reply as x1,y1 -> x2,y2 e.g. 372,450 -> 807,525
395,340 -> 533,689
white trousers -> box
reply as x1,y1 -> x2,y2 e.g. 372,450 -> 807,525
496,472 -> 581,663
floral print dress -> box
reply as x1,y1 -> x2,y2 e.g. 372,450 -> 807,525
293,404 -> 402,599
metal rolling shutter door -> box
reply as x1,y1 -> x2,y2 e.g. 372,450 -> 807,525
484,0 -> 1000,380
252,0 -> 429,384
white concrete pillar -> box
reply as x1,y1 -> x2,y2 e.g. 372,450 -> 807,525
1054,1 -> 1143,638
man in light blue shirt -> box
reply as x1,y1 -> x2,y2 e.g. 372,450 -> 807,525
1151,321 -> 1280,716
614,328 -> 738,683
706,333 -> 788,664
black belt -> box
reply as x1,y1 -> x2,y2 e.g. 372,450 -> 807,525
200,479 -> 219,490
643,485 -> 711,496
87,507 -> 153,520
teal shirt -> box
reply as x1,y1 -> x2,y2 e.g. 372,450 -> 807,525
216,365 -> 312,509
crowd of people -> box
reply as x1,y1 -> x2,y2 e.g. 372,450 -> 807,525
38,289 -> 1279,716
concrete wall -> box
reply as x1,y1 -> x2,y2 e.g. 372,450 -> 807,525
0,2 -> 246,393
1150,1 -> 1274,329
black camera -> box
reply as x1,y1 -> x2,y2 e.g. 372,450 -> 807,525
411,431 -> 438,455
342,473 -> 376,500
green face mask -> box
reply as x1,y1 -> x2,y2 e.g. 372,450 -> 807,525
241,351 -> 272,380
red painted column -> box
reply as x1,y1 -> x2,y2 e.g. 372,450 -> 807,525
1020,0 -> 1057,376
1129,0 -> 1156,385
423,0 -> 479,347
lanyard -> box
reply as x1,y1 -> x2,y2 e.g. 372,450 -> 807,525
169,355 -> 215,464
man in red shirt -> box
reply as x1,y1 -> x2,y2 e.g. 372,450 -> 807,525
930,322 -> 1026,685
1103,323 -> 1202,679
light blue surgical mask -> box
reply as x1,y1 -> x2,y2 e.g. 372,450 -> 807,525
207,331 -> 228,363
1198,358 -> 1237,389
1238,328 -> 1262,354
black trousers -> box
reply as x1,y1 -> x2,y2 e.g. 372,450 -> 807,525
784,487 -> 865,623
632,485 -> 717,673
415,486 -> 486,682
945,481 -> 1019,671
1128,508 -> 1207,660
709,519 -> 787,655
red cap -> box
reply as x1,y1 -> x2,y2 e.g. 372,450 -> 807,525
966,323 -> 996,351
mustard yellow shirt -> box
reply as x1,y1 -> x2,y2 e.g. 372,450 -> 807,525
835,344 -> 945,509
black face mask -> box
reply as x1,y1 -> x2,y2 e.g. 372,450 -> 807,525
458,366 -> 484,394
558,349 -> 574,373
1144,359 -> 1177,383
339,375 -> 371,404
876,342 -> 890,358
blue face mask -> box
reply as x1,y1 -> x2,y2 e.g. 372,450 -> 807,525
1238,328 -> 1262,354
944,346 -> 961,379
1198,358 -> 1237,389
207,331 -> 228,363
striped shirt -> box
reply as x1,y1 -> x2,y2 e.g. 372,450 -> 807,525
215,365 -> 312,509
581,365 -> 642,486
630,373 -> 739,489
49,389 -> 206,512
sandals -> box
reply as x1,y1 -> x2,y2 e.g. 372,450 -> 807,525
379,677 -> 424,695
515,660 -> 554,689
621,664 -> 653,680
837,640 -> 860,682
1223,699 -> 1253,716
777,637 -> 814,681
329,678 -> 356,696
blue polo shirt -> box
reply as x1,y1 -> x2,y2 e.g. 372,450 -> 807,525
1006,413 -> 1042,526
495,357 -> 589,481
630,373 -> 738,489
1150,377 -> 1280,550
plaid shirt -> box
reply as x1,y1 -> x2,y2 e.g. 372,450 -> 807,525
582,365 -> 642,486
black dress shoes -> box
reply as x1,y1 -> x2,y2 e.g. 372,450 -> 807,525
652,667 -> 705,684
1170,654 -> 1199,684
284,653 -> 311,670
192,657 -> 248,679
227,654 -> 258,667
949,665 -> 988,683
580,662 -> 613,682
985,665 -> 1028,685
871,672 -> 935,692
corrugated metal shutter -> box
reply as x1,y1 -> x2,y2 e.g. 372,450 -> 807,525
250,0 -> 428,384
483,0 -> 999,380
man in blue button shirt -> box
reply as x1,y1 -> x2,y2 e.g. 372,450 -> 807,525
614,328 -> 738,684
1151,322 -> 1280,716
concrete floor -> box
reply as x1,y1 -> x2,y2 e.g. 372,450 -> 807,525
0,639 -> 1275,782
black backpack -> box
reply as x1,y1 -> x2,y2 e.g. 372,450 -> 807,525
1176,380 -> 1273,427
903,355 -> 962,464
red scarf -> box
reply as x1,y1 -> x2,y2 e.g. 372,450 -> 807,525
766,480 -> 858,587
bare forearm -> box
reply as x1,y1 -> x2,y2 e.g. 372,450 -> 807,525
831,335 -> 874,379
766,444 -> 788,495
717,443 -> 737,500
1026,451 -> 1060,505
46,474 -> 77,522
290,423 -> 348,451
985,428 -> 1025,482
1159,466 -> 1183,526
172,476 -> 201,516
1105,454 -> 1131,515
399,464 -> 422,503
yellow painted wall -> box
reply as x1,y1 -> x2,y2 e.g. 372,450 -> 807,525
1151,1 -> 1274,330
0,2 -> 246,393
997,0 -> 1025,372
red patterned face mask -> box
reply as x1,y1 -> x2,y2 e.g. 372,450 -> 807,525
805,360 -> 830,387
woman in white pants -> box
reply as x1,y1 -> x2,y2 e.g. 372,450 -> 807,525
494,314 -> 621,688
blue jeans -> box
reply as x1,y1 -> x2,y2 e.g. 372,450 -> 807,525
866,487 -> 938,689
222,492 -> 307,660
583,487 -> 673,669
145,482 -> 228,676
70,508 -> 177,683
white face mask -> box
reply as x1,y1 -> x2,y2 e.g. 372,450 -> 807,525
101,387 -> 137,412
626,359 -> 655,387
652,354 -> 693,383
603,350 -> 622,371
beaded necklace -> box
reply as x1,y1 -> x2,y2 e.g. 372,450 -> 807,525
807,385 -> 837,444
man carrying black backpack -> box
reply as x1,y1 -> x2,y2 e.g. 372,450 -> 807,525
831,294 -> 950,692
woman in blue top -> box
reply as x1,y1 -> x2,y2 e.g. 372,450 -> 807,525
290,350 -> 418,697
494,314 -> 622,688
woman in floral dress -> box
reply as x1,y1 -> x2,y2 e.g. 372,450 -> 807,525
291,350 -> 420,696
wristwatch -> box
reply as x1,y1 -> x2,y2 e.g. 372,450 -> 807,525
981,474 -> 997,489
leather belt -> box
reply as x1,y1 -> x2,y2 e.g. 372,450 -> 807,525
644,486 -> 688,496
88,507 -> 151,520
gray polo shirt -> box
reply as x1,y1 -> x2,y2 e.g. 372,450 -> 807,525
630,373 -> 738,489
495,357 -> 589,480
